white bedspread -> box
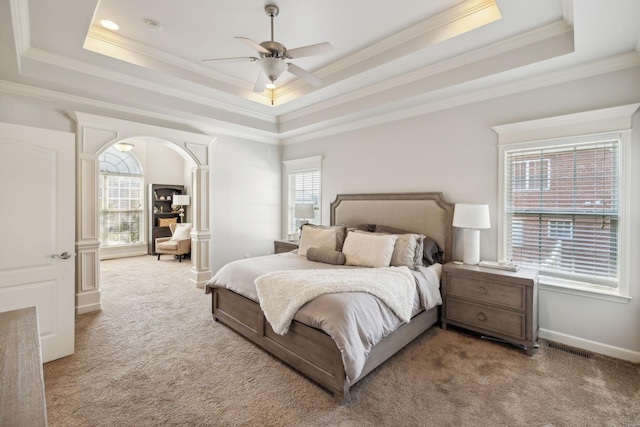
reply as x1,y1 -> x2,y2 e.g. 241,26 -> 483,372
255,267 -> 416,335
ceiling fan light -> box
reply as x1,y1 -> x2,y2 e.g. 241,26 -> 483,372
258,57 -> 287,82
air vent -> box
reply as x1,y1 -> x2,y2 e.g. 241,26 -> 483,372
547,342 -> 594,359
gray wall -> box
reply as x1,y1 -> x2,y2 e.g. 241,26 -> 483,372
209,135 -> 282,272
282,66 -> 640,359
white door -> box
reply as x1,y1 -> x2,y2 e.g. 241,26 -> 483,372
0,121 -> 75,362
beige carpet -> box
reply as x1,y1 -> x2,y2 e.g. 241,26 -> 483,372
44,255 -> 640,426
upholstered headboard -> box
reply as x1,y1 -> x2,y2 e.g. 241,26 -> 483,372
330,192 -> 454,263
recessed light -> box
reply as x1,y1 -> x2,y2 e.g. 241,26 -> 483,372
99,19 -> 119,31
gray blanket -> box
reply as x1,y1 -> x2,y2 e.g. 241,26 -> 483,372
205,252 -> 442,382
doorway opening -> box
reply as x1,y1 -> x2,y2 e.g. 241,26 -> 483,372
72,112 -> 214,314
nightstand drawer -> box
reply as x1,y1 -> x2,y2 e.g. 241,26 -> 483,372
447,298 -> 525,340
447,275 -> 525,311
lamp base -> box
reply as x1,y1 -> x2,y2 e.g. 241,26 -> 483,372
462,228 -> 480,265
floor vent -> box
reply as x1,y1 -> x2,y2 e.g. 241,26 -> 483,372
547,342 -> 594,359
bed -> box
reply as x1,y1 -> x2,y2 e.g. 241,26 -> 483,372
205,192 -> 453,403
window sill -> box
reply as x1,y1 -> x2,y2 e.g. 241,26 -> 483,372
539,278 -> 632,304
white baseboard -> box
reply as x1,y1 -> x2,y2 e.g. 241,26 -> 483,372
539,328 -> 640,363
99,245 -> 148,260
75,290 -> 101,315
76,301 -> 101,315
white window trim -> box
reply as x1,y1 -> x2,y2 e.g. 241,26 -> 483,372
282,156 -> 322,239
494,103 -> 639,303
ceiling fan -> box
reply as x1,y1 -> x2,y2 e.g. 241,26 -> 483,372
202,4 -> 333,93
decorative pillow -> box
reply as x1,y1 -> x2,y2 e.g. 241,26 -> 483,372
298,226 -> 340,256
306,247 -> 346,265
389,233 -> 424,269
340,223 -> 376,233
171,224 -> 192,241
374,225 -> 442,266
300,224 -> 348,251
423,237 -> 443,265
342,231 -> 398,268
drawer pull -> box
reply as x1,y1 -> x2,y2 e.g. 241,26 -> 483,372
477,312 -> 487,321
477,285 -> 488,294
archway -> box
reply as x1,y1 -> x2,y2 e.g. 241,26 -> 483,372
70,112 -> 213,314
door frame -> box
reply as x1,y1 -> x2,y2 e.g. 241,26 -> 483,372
69,112 -> 214,314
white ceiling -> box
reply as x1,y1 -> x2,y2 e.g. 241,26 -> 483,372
1,0 -> 639,144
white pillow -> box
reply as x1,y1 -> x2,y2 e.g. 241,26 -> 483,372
171,224 -> 192,241
342,231 -> 398,268
297,226 -> 337,256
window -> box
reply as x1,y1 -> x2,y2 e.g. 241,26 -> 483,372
98,146 -> 144,246
283,156 -> 321,238
495,103 -> 638,298
503,140 -> 619,287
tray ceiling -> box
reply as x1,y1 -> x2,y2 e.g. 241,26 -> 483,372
1,0 -> 639,143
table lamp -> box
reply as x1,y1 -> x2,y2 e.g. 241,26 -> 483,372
293,203 -> 315,240
173,195 -> 190,223
452,203 -> 490,265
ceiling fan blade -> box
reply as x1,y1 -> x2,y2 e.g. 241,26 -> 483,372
287,63 -> 323,88
202,57 -> 258,63
235,37 -> 271,54
286,42 -> 333,59
253,71 -> 268,93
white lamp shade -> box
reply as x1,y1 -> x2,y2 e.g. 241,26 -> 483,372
258,57 -> 287,81
173,195 -> 190,206
294,203 -> 315,219
452,204 -> 490,229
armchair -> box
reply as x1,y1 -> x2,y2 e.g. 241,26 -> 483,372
156,223 -> 192,262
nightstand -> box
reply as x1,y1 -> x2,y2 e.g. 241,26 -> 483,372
274,239 -> 299,254
441,262 -> 539,355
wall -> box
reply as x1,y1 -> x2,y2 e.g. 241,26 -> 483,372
209,136 -> 281,272
281,66 -> 640,360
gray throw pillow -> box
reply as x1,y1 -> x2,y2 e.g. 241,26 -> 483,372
306,247 -> 346,265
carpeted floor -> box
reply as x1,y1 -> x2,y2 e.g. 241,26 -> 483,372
43,255 -> 640,426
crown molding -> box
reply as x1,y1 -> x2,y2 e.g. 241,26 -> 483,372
276,0 -> 501,100
9,0 -> 29,55
280,52 -> 640,145
0,80 -> 281,145
19,46 -> 276,124
84,26 -> 266,99
280,20 -> 574,124
493,102 -> 640,145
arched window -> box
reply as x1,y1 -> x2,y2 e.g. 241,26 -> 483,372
98,146 -> 144,246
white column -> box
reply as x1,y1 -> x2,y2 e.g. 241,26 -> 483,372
190,167 -> 212,288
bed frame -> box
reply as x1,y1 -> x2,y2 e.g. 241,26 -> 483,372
210,192 -> 453,403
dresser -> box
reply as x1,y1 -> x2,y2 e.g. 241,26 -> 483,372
0,307 -> 48,426
441,262 -> 539,355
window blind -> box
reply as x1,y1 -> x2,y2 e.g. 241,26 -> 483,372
504,140 -> 619,286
